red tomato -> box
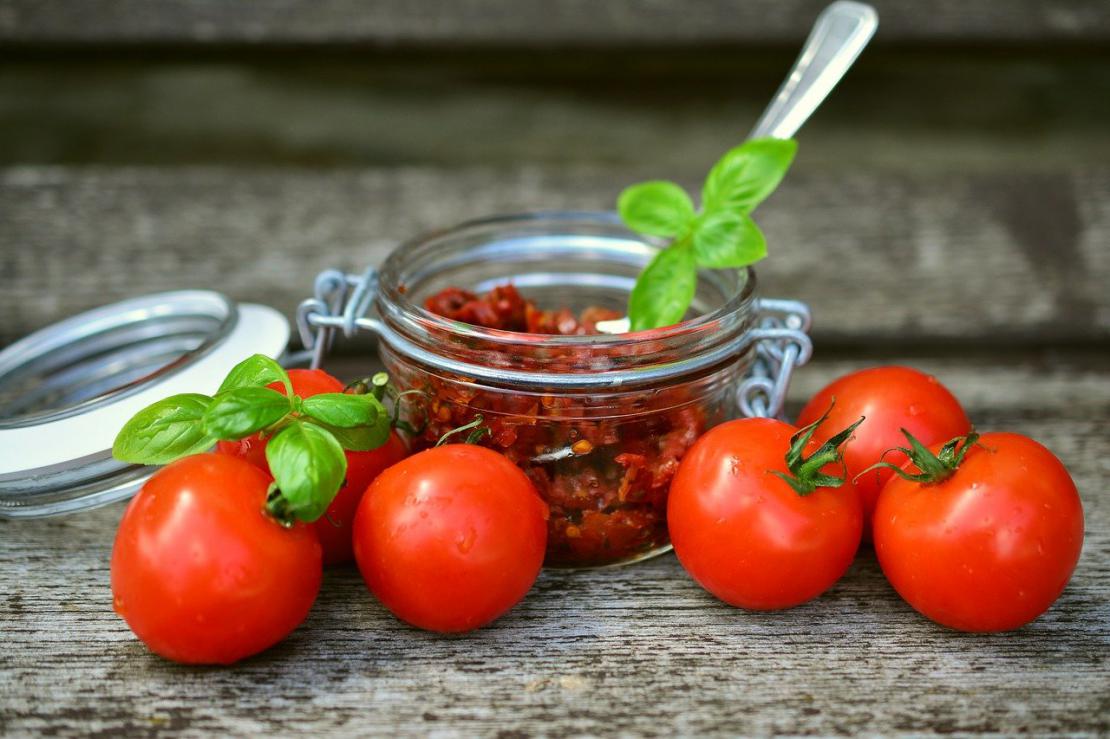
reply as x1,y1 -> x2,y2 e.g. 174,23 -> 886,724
873,432 -> 1083,632
797,366 -> 970,538
111,455 -> 322,664
314,433 -> 408,564
353,444 -> 548,632
667,418 -> 863,610
217,368 -> 407,564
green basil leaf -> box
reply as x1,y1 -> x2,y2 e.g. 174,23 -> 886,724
627,244 -> 697,332
692,211 -> 767,268
217,354 -> 292,396
203,386 -> 291,440
617,180 -> 696,238
112,393 -> 216,464
311,421 -> 390,452
302,392 -> 383,428
266,421 -> 348,522
701,138 -> 797,213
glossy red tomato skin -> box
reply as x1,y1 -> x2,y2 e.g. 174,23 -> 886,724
216,368 -> 407,565
667,418 -> 863,610
873,432 -> 1084,632
797,366 -> 970,538
353,444 -> 548,633
314,433 -> 408,564
111,455 -> 322,665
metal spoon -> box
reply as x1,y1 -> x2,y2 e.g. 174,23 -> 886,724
595,0 -> 878,334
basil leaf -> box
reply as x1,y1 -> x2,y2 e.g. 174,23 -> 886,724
701,138 -> 797,213
692,211 -> 767,268
217,354 -> 292,396
307,419 -> 390,452
266,421 -> 348,522
302,392 -> 383,428
112,393 -> 216,464
203,386 -> 291,440
627,244 -> 697,332
617,180 -> 696,238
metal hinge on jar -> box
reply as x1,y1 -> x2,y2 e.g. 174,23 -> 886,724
737,298 -> 813,419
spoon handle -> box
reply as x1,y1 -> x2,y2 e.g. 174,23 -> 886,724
749,1 -> 878,141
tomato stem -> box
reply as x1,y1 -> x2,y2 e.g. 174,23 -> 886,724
436,415 -> 490,447
346,373 -> 430,436
773,401 -> 864,496
858,429 -> 980,486
263,483 -> 296,528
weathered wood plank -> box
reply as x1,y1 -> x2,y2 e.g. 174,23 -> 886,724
1,165 -> 1108,347
2,351 -> 1107,737
1,0 -> 1108,45
3,51 -> 1108,170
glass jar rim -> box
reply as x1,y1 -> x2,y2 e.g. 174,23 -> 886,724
376,210 -> 758,352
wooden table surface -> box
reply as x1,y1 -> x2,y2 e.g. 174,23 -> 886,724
2,351 -> 1108,737
2,2 -> 1110,734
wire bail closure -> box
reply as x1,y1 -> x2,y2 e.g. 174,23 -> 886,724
297,267 -> 811,419
737,298 -> 811,419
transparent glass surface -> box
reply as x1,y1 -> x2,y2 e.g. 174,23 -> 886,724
375,212 -> 758,567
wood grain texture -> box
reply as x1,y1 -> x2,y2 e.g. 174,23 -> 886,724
2,351 -> 1107,737
1,165 -> 1108,348
3,51 -> 1108,170
1,0 -> 1108,45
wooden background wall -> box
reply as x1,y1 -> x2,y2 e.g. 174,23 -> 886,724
1,0 -> 1108,354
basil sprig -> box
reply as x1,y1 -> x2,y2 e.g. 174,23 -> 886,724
618,137 -> 797,331
112,354 -> 392,524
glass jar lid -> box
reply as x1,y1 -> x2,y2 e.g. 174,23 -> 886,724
0,291 -> 289,518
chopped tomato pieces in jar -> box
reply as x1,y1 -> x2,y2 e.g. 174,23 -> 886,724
395,283 -> 722,567
424,283 -> 624,336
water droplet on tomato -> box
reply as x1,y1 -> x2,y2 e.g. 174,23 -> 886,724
456,528 -> 476,554
908,404 -> 923,417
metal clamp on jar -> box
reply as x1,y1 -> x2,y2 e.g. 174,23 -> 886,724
297,212 -> 811,567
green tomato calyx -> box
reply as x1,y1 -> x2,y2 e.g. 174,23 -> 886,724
773,401 -> 864,496
859,429 -> 981,486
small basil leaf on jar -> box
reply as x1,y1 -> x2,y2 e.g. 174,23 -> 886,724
203,386 -> 292,440
112,393 -> 216,464
692,211 -> 767,268
701,138 -> 797,214
266,421 -> 348,522
617,180 -> 696,238
628,244 -> 697,331
217,353 -> 292,397
302,392 -> 384,428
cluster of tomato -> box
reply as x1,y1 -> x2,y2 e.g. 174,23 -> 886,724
110,369 -> 549,665
110,365 -> 1084,667
669,366 -> 1085,632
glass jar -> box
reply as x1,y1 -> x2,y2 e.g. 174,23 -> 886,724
297,211 -> 811,568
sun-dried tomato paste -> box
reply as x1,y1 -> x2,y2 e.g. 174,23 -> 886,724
423,284 -> 621,336
400,283 -> 718,567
